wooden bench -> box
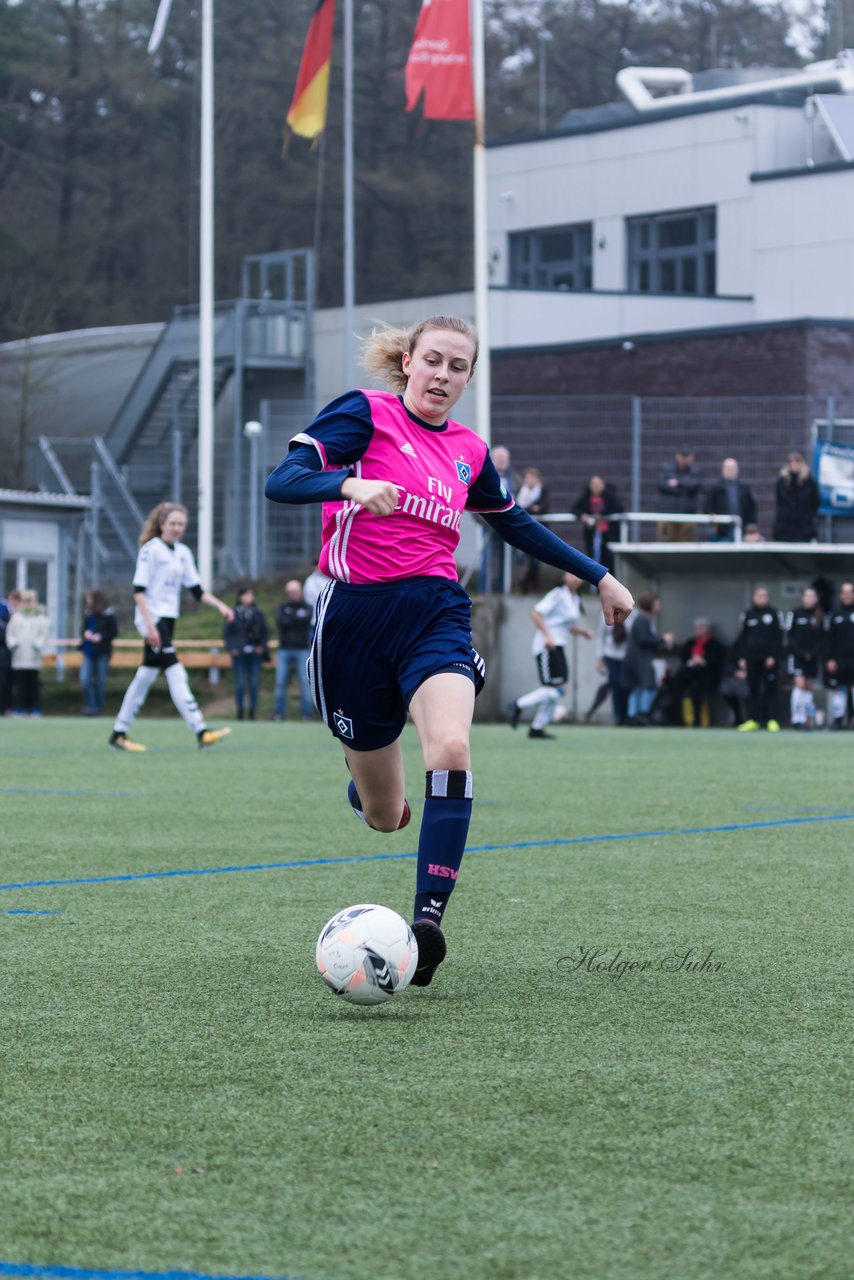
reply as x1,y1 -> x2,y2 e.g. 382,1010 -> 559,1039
42,642 -> 273,672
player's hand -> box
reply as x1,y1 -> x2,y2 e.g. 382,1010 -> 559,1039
578,627 -> 594,641
826,659 -> 837,673
342,477 -> 400,515
598,573 -> 634,626
221,606 -> 235,623
145,624 -> 160,648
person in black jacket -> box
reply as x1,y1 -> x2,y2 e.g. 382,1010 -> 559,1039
79,589 -> 118,716
823,580 -> 854,729
224,587 -> 269,720
785,585 -> 822,729
772,452 -> 820,542
733,586 -> 784,731
672,617 -> 726,727
622,593 -> 674,723
705,458 -> 757,542
657,448 -> 702,541
572,475 -> 624,571
274,579 -> 314,721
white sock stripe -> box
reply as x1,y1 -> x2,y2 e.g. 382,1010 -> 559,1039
309,580 -> 336,724
427,769 -> 473,799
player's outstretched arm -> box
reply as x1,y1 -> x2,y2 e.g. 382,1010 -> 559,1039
201,591 -> 234,624
598,573 -> 634,626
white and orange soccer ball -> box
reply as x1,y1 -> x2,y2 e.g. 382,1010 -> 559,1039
315,904 -> 418,1005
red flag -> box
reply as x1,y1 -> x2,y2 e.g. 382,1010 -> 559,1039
287,0 -> 335,140
405,0 -> 474,121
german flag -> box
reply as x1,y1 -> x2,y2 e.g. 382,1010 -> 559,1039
287,0 -> 335,140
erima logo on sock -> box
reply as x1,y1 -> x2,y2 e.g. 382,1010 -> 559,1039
428,864 -> 458,879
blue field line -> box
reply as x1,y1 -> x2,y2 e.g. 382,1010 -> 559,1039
0,811 -> 852,896
0,787 -> 145,798
1,909 -> 63,916
0,1264 -> 309,1280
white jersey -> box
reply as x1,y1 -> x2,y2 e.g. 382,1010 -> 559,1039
132,537 -> 201,631
532,585 -> 582,656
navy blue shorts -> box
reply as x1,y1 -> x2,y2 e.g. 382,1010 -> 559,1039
308,577 -> 485,751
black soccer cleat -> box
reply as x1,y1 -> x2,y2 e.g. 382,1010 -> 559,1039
409,919 -> 447,988
528,727 -> 556,739
506,700 -> 521,730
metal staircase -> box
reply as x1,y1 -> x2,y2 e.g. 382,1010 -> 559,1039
34,249 -> 314,587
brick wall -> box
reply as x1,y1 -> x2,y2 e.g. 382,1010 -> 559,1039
491,322 -> 854,399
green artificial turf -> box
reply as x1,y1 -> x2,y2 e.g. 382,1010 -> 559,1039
0,720 -> 851,1280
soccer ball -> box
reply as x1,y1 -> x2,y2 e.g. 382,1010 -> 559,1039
315,904 -> 418,1005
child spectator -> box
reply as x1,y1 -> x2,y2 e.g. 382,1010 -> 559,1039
785,586 -> 822,729
6,589 -> 50,716
79,589 -> 118,716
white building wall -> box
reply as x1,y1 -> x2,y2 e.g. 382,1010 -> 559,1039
487,99 -> 854,344
753,169 -> 854,319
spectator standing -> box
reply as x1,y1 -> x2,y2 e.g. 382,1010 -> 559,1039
786,586 -> 822,729
657,447 -> 702,542
673,617 -> 726,727
734,586 -> 784,732
506,573 -> 593,739
274,579 -> 314,721
772,452 -> 820,542
515,466 -> 549,593
572,475 -> 624,571
225,587 -> 269,720
705,458 -> 757,542
79,589 -> 118,716
823,580 -> 854,729
0,589 -> 22,716
480,444 -> 520,593
6,589 -> 50,716
622,593 -> 674,723
585,610 -> 630,724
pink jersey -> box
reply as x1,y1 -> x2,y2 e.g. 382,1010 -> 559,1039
302,392 -> 502,584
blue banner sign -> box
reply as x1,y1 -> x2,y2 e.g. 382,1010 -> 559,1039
814,441 -> 854,514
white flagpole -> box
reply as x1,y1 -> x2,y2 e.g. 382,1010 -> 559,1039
148,0 -> 215,588
197,0 -> 215,589
470,0 -> 490,446
343,0 -> 356,388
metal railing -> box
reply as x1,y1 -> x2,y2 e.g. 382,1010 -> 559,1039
542,511 -> 744,541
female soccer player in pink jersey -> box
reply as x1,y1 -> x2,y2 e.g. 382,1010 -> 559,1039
265,315 -> 634,987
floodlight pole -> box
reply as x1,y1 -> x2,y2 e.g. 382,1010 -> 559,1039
197,0 -> 215,590
471,0 -> 490,446
343,0 -> 356,388
148,0 -> 215,591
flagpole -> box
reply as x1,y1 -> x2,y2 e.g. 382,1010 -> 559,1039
343,0 -> 356,388
197,0 -> 215,589
470,0 -> 490,446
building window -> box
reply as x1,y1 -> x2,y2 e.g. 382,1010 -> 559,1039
628,207 -> 717,295
509,223 -> 593,291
